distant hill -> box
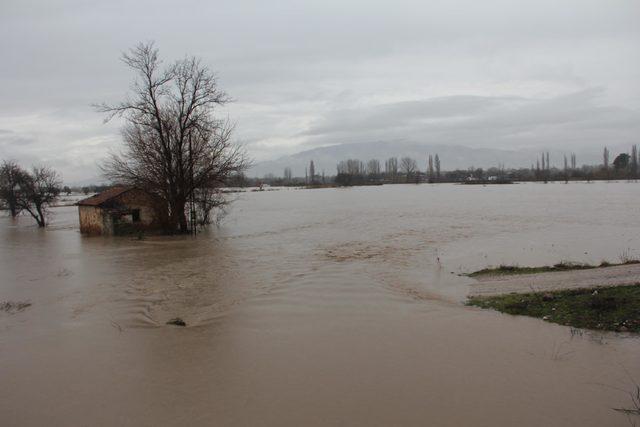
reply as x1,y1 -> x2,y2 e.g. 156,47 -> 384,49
248,141 -> 604,178
65,176 -> 109,188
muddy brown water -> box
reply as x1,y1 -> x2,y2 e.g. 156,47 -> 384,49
1,182 -> 639,426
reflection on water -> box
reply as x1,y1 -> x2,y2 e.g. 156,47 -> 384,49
1,182 -> 639,426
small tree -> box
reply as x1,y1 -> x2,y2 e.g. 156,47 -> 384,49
631,145 -> 638,180
400,157 -> 418,182
603,147 -> 610,180
194,187 -> 226,226
427,155 -> 434,183
367,159 -> 381,181
385,157 -> 398,183
539,152 -> 551,183
434,154 -> 440,181
497,163 -> 506,181
336,158 -> 366,186
613,153 -> 630,171
0,160 -> 28,217
309,160 -> 315,184
545,152 -> 551,183
16,166 -> 62,227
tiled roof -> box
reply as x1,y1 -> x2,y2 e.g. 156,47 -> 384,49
77,187 -> 133,207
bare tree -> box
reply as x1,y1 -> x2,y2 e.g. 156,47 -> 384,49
283,167 -> 292,183
630,145 -> 638,181
309,160 -> 316,184
434,154 -> 440,181
336,158 -> 365,186
570,153 -> 577,170
385,157 -> 398,182
497,163 -> 506,181
545,152 -> 551,182
427,155 -> 434,183
367,159 -> 381,180
603,146 -> 610,180
0,160 -> 28,217
546,152 -> 550,170
540,152 -> 550,183
16,166 -> 62,227
194,187 -> 226,226
563,154 -> 569,184
345,159 -> 364,176
400,157 -> 418,182
96,42 -> 247,233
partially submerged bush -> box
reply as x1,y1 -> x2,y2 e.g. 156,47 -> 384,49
1,301 -> 32,314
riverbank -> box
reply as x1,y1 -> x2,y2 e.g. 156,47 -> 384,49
466,260 -> 640,278
469,263 -> 640,296
468,284 -> 640,333
467,261 -> 640,333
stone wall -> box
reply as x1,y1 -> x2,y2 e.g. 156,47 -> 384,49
78,205 -> 105,235
113,190 -> 160,228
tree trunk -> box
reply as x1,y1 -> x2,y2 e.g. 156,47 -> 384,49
167,184 -> 180,233
9,200 -> 17,218
35,205 -> 45,227
168,198 -> 188,234
179,208 -> 188,233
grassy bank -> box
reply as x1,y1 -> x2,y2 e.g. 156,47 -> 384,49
467,260 -> 640,278
467,284 -> 640,333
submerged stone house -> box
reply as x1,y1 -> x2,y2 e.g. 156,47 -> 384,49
77,187 -> 163,235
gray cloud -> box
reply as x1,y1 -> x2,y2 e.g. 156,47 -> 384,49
1,0 -> 639,181
299,88 -> 640,151
301,96 -> 520,137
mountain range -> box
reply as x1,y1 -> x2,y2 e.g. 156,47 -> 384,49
248,141 -> 610,178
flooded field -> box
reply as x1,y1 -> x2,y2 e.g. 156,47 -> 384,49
1,182 -> 639,426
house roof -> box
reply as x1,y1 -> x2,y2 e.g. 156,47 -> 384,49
77,187 -> 134,207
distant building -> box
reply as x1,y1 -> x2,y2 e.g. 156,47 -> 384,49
77,187 -> 163,235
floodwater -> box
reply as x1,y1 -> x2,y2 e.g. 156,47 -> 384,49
1,182 -> 639,426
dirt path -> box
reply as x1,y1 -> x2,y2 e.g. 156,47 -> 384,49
469,263 -> 640,296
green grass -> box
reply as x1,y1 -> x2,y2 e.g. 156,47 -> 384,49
467,284 -> 640,333
467,260 -> 640,278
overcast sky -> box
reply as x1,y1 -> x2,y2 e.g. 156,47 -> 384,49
1,0 -> 639,182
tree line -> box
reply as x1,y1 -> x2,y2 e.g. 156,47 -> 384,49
248,145 -> 640,187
